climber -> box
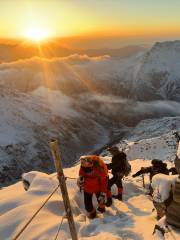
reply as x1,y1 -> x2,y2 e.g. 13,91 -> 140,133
77,155 -> 108,219
132,159 -> 169,181
106,146 -> 131,206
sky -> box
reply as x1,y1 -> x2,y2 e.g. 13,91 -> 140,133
0,0 -> 180,47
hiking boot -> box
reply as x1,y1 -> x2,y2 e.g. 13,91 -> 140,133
88,210 -> 97,219
106,197 -> 112,207
97,206 -> 105,213
112,194 -> 122,201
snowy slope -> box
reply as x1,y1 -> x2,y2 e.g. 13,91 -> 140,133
118,132 -> 179,161
99,116 -> 180,162
0,86 -> 114,186
1,85 -> 180,186
0,160 -> 179,240
0,160 -> 167,240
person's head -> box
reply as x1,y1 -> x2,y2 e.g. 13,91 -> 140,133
107,146 -> 120,156
80,156 -> 94,173
151,159 -> 167,168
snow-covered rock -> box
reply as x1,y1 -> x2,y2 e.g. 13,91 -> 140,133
151,174 -> 178,202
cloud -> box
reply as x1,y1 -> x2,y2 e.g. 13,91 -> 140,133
0,54 -> 112,93
80,94 -> 180,126
0,53 -> 180,126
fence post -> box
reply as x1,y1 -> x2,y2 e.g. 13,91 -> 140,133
49,139 -> 78,240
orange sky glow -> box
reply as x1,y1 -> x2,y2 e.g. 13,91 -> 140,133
0,0 -> 180,48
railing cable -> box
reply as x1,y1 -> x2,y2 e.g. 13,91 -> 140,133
12,184 -> 60,240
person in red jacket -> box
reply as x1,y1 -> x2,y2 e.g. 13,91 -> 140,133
77,155 -> 108,219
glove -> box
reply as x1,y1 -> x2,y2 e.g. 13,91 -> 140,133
77,176 -> 84,191
98,192 -> 106,204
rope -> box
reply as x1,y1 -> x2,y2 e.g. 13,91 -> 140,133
65,176 -> 77,180
53,215 -> 66,240
49,174 -> 77,181
12,184 -> 60,240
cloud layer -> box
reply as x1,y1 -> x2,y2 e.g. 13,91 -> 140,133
0,54 -> 114,94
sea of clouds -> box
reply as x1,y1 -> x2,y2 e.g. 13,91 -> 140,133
1,53 -> 180,126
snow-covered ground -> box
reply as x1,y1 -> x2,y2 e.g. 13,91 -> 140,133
0,159 -> 179,240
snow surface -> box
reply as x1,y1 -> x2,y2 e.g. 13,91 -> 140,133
0,159 -> 179,240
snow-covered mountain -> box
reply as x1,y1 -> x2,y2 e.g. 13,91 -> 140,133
0,86 -> 120,186
1,40 -> 180,102
1,40 -> 180,186
134,40 -> 180,101
2,83 -> 180,186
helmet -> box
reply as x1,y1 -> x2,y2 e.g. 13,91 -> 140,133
80,156 -> 93,168
151,159 -> 167,167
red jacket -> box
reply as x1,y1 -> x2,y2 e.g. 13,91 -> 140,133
79,155 -> 108,194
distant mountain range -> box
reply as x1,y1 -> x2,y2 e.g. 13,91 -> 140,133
0,40 -> 146,62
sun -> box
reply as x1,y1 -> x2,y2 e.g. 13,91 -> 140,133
24,26 -> 49,42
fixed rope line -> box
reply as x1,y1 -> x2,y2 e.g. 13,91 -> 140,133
65,176 -> 77,180
12,184 -> 60,240
53,214 -> 66,240
49,174 -> 77,181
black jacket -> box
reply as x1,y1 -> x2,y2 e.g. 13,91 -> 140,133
107,153 -> 127,176
133,162 -> 169,181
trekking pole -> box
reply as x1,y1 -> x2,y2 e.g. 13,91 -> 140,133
49,139 -> 78,240
142,174 -> 145,188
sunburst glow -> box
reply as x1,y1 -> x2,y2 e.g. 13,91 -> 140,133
24,27 -> 49,41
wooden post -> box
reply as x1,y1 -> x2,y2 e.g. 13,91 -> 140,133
49,139 -> 78,240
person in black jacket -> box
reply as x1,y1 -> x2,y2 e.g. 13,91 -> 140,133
132,159 -> 169,195
106,146 -> 129,206
132,159 -> 169,181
